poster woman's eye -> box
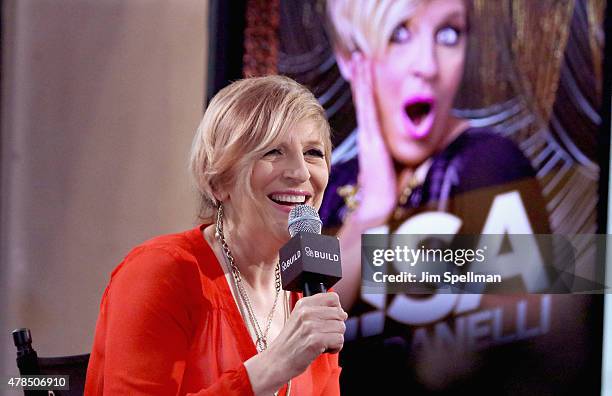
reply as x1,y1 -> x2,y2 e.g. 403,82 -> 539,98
436,26 -> 461,46
390,23 -> 411,44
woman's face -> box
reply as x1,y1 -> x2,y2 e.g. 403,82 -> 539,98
373,0 -> 467,167
228,120 -> 329,245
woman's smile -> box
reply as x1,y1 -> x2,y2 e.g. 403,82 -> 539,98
267,190 -> 313,214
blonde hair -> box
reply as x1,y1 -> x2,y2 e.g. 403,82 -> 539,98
190,75 -> 332,221
327,0 -> 423,59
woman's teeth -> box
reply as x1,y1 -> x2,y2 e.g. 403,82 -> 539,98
270,194 -> 307,205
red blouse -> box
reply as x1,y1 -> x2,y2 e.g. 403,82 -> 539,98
84,225 -> 341,395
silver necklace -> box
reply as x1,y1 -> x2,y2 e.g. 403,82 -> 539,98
215,204 -> 281,352
215,204 -> 293,395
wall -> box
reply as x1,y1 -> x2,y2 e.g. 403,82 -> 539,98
1,0 -> 208,386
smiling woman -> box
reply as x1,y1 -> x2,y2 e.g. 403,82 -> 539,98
84,75 -> 345,396
189,76 -> 332,223
189,76 -> 332,251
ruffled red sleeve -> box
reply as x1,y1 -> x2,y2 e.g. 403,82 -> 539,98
84,246 -> 254,396
186,364 -> 253,396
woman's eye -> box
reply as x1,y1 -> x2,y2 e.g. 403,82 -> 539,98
436,26 -> 461,46
264,148 -> 282,157
306,149 -> 325,158
390,23 -> 411,44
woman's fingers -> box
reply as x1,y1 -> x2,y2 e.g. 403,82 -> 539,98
304,325 -> 345,352
291,294 -> 347,336
349,52 -> 398,225
320,318 -> 347,334
295,306 -> 347,323
353,54 -> 380,145
324,332 -> 345,352
264,292 -> 347,380
351,53 -> 386,157
295,291 -> 342,308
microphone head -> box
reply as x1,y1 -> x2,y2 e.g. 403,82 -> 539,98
288,204 -> 322,237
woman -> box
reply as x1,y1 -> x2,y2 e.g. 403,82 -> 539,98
321,0 -> 549,310
85,75 -> 346,395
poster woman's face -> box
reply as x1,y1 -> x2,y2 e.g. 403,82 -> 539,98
373,0 -> 467,167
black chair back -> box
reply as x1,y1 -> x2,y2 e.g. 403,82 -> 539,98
12,328 -> 90,396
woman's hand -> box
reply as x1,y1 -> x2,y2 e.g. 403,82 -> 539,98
269,292 -> 347,371
350,52 -> 398,228
244,292 -> 347,395
330,54 -> 401,312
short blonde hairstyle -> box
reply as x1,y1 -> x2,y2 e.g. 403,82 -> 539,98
190,75 -> 332,221
327,0 -> 423,59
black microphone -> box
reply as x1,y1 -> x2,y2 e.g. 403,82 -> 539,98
279,205 -> 342,296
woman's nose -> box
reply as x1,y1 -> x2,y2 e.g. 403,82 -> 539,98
411,38 -> 438,80
283,153 -> 310,182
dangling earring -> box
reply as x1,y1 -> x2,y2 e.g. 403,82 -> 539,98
215,203 -> 223,240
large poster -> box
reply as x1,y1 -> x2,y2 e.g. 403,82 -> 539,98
276,0 -> 608,393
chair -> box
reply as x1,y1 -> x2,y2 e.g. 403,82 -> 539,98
12,328 -> 90,396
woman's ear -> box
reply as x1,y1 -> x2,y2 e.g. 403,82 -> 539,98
211,183 -> 229,204
335,50 -> 354,82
